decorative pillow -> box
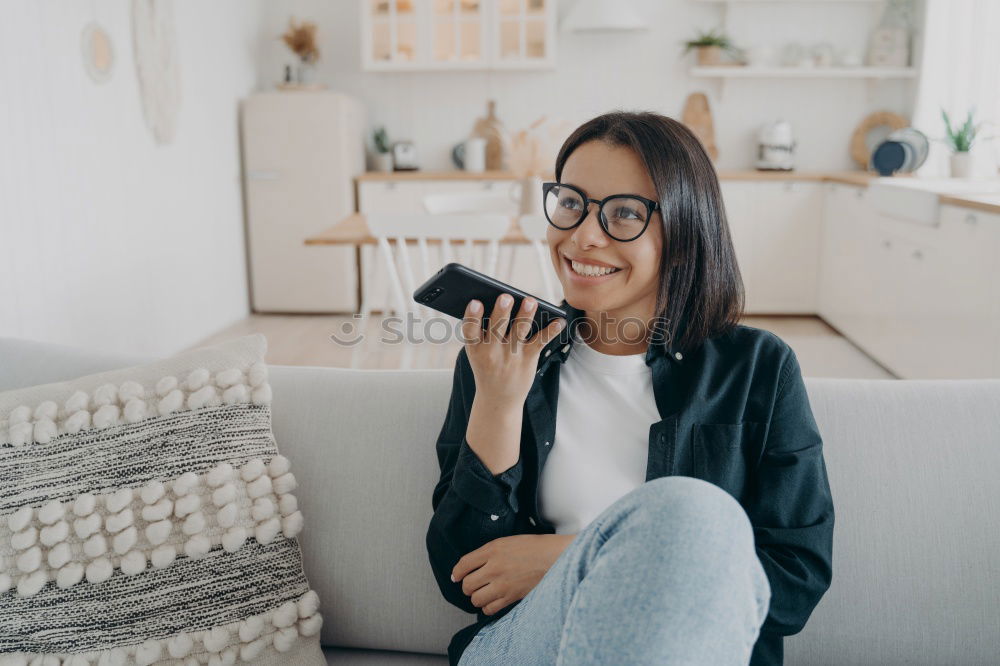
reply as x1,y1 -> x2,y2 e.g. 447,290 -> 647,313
0,334 -> 324,665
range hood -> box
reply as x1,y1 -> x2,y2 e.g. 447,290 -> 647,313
561,0 -> 648,32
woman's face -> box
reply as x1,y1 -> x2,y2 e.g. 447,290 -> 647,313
547,140 -> 664,322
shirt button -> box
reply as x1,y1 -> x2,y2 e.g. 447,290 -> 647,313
561,344 -> 571,353
529,517 -> 536,526
674,351 -> 683,360
544,349 -> 552,357
544,440 -> 551,446
490,514 -> 499,521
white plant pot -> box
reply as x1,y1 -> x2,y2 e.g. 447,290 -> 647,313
374,152 -> 393,173
950,152 -> 973,178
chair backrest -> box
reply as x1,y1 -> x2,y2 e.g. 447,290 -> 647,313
364,213 -> 511,318
423,191 -> 517,215
518,213 -> 549,241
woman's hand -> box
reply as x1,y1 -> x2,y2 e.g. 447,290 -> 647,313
462,295 -> 565,476
451,534 -> 576,616
462,294 -> 565,407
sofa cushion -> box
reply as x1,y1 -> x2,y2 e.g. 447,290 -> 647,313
0,335 -> 325,664
323,646 -> 448,665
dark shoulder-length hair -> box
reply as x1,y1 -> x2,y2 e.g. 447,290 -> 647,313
553,110 -> 744,353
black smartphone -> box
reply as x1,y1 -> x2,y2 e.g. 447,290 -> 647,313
413,263 -> 567,337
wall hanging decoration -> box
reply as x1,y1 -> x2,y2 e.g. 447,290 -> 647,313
81,22 -> 114,84
131,0 -> 181,145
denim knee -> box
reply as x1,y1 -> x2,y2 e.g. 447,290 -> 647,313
616,476 -> 754,545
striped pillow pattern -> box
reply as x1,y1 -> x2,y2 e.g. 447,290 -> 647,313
0,335 -> 324,665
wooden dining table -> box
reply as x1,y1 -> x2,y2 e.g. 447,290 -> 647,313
303,212 -> 532,246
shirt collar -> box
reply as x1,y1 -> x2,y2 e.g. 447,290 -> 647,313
538,302 -> 687,370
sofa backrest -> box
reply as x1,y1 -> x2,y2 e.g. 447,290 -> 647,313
2,337 -> 999,664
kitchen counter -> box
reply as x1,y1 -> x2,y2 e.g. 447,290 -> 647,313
356,170 -> 1000,214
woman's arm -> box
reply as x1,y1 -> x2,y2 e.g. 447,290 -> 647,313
425,296 -> 566,615
425,348 -> 526,614
745,348 -> 835,639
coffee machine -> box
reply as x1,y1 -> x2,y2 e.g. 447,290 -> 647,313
756,120 -> 796,171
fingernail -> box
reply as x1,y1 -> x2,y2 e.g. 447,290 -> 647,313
469,300 -> 481,313
500,294 -> 513,307
555,319 -> 566,330
450,574 -> 456,582
524,299 -> 536,311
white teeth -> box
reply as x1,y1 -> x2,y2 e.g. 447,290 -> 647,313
570,259 -> 619,277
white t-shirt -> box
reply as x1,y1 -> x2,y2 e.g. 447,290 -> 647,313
538,332 -> 661,535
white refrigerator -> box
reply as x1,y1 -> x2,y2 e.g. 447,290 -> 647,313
241,91 -> 365,312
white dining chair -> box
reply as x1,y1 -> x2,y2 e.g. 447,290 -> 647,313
517,214 -> 560,304
423,191 -> 520,282
355,212 -> 509,369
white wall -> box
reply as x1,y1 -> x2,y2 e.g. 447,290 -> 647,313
259,0 -> 921,172
0,0 -> 261,357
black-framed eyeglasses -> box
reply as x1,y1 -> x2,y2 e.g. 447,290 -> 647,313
541,181 -> 660,242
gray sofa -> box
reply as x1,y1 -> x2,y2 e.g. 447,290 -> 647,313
1,336 -> 999,665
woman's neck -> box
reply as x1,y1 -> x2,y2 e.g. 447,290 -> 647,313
578,303 -> 658,356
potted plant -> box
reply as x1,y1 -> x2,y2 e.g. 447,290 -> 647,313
683,28 -> 742,67
372,126 -> 393,172
941,108 -> 980,178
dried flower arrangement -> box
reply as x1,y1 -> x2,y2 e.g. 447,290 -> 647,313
281,18 -> 320,64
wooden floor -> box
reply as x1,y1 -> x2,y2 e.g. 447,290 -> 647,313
191,313 -> 894,379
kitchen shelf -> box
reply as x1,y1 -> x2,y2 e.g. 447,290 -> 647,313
690,66 -> 917,78
695,0 -> 886,3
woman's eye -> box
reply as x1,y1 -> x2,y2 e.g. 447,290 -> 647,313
559,197 -> 582,210
613,207 -> 641,220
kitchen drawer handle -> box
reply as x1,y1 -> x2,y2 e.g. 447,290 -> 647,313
482,182 -> 495,190
912,249 -> 923,260
384,182 -> 397,190
965,213 -> 977,225
784,182 -> 794,192
855,189 -> 864,199
882,239 -> 892,249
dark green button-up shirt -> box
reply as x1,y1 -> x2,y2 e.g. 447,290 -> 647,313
426,304 -> 834,665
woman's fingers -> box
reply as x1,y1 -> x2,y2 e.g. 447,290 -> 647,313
486,293 -> 514,342
511,297 -> 536,350
462,300 -> 483,345
528,316 -> 567,352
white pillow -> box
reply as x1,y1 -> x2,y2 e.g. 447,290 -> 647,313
0,334 -> 324,665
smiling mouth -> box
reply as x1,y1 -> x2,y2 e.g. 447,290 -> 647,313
567,257 -> 622,277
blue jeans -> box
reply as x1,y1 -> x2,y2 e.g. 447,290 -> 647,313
458,476 -> 771,665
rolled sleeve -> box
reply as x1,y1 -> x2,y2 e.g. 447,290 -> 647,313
451,439 -> 523,516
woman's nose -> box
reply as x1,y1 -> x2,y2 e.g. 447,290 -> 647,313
571,203 -> 608,248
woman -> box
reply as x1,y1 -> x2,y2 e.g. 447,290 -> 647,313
425,111 -> 834,666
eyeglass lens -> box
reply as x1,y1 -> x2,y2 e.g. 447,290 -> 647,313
544,185 -> 648,241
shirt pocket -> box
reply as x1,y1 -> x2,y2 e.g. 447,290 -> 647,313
693,422 -> 761,502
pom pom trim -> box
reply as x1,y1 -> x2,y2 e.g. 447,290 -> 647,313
1,457 -> 301,597
1,365 -> 272,447
1,590 -> 322,664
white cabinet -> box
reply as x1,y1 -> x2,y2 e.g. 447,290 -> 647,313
931,206 -> 1000,377
819,187 -> 1000,378
722,181 -> 822,314
242,92 -> 364,312
361,0 -> 556,71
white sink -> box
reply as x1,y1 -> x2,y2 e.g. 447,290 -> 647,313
867,177 -> 1000,226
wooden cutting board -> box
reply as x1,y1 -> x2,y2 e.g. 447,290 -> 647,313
681,92 -> 719,161
472,99 -> 505,170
